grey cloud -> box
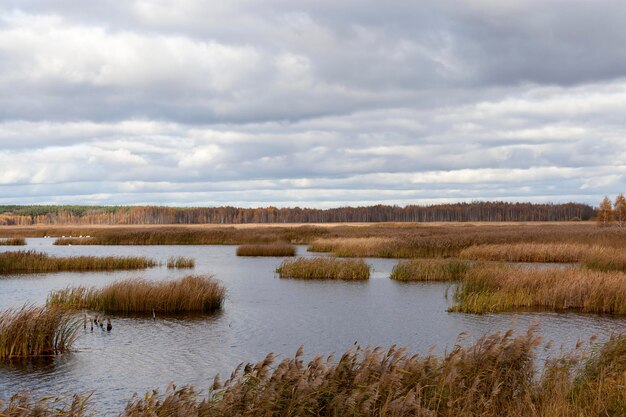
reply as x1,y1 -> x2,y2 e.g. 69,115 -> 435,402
1,0 -> 626,206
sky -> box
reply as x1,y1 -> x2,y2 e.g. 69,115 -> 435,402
1,0 -> 625,208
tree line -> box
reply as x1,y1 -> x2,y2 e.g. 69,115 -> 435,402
0,202 -> 594,225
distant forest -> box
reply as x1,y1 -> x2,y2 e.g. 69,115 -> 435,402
0,202 -> 594,225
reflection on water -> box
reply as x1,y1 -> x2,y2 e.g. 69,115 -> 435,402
1,239 -> 626,414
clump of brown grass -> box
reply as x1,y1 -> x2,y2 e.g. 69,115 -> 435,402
47,275 -> 225,314
167,256 -> 195,268
390,258 -> 471,281
276,257 -> 370,280
0,306 -> 80,361
459,243 -> 590,263
452,264 -> 626,314
0,238 -> 25,246
0,250 -> 157,274
236,244 -> 296,257
308,238 -> 396,257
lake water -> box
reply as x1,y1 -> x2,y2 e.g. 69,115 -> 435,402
2,239 -> 626,414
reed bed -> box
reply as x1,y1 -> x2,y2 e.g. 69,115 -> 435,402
47,275 -> 226,314
0,306 -> 80,361
582,247 -> 626,272
459,243 -> 591,263
390,258 -> 471,281
0,238 -> 25,246
52,226 -> 329,246
236,244 -> 296,257
452,264 -> 626,314
0,250 -> 157,274
308,237 -> 396,257
6,327 -> 626,416
276,257 -> 370,280
166,256 -> 195,268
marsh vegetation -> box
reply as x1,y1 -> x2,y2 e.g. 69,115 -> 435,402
47,275 -> 225,314
3,327 -> 626,417
452,264 -> 626,314
0,251 -> 157,274
0,306 -> 79,361
0,238 -> 25,246
276,257 -> 370,280
236,244 -> 296,257
390,258 -> 471,281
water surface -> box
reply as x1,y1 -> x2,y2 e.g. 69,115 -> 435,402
1,239 -> 625,414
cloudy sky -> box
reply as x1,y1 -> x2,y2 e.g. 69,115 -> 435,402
1,0 -> 625,207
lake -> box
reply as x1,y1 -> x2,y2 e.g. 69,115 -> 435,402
1,238 -> 626,414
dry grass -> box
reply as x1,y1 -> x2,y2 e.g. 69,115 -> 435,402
51,226 -> 329,246
308,238 -> 396,257
167,256 -> 195,268
0,306 -> 80,361
47,275 -> 225,314
276,257 -> 370,280
7,327 -> 626,417
582,247 -> 626,272
0,392 -> 92,416
390,258 -> 471,281
0,238 -> 25,246
459,243 -> 590,263
452,264 -> 626,314
0,250 -> 157,274
236,244 -> 296,257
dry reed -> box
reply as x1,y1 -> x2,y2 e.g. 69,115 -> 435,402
167,256 -> 195,268
459,243 -> 590,263
3,328 -> 626,416
308,238 -> 396,257
236,244 -> 296,257
276,257 -> 370,280
0,238 -> 25,246
0,250 -> 157,274
390,258 -> 471,281
0,306 -> 80,361
47,275 -> 225,314
582,247 -> 626,272
452,264 -> 626,314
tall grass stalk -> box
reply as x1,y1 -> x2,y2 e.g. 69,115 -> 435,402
47,275 -> 226,314
390,258 -> 471,281
236,244 -> 296,257
0,250 -> 157,274
0,306 -> 80,360
452,265 -> 626,314
276,257 -> 370,280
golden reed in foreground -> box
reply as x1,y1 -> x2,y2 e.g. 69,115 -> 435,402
390,258 -> 470,281
452,265 -> 626,314
236,244 -> 296,257
47,275 -> 225,314
2,328 -> 626,416
0,306 -> 79,361
276,257 -> 370,280
0,250 -> 157,274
